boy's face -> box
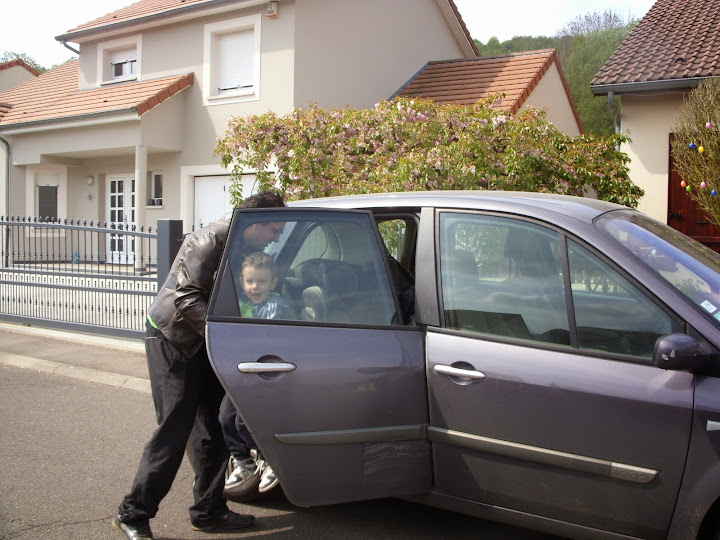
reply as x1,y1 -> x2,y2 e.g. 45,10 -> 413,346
240,266 -> 278,304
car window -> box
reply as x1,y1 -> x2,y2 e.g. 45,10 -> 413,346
439,212 -> 683,359
217,211 -> 400,326
567,239 -> 682,357
439,213 -> 570,345
378,219 -> 407,259
596,209 -> 720,330
376,216 -> 417,325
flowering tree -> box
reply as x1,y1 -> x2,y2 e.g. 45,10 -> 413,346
215,97 -> 642,207
671,78 -> 720,228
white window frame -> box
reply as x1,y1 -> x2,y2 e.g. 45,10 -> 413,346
203,14 -> 261,105
27,168 -> 67,220
147,170 -> 163,207
97,34 -> 142,85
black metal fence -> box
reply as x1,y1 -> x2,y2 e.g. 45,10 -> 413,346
0,217 -> 183,339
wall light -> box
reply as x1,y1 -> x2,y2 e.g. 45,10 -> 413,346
86,175 -> 95,186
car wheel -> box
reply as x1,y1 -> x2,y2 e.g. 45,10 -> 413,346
224,485 -> 260,503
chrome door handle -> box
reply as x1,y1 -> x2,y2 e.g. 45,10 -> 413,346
237,362 -> 297,374
433,364 -> 486,380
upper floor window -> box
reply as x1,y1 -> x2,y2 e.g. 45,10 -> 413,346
98,35 -> 141,84
110,49 -> 137,79
203,15 -> 261,105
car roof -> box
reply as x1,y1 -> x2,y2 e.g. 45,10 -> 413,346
288,190 -> 628,225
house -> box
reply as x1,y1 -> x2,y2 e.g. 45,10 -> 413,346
0,59 -> 39,93
0,0 -> 478,253
394,49 -> 582,136
591,0 -> 720,248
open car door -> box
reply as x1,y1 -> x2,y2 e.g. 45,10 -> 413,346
206,208 -> 430,507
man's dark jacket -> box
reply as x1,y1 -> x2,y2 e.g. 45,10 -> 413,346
148,219 -> 230,358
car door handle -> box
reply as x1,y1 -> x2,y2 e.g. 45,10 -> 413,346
237,362 -> 297,374
433,364 -> 486,380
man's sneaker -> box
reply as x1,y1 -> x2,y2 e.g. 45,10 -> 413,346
112,513 -> 153,540
258,462 -> 280,493
223,456 -> 261,497
190,510 -> 256,532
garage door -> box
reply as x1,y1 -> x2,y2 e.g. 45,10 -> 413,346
194,174 -> 256,230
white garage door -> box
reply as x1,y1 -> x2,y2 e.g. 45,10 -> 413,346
194,174 -> 257,230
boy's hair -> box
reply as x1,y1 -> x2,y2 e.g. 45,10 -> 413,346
237,191 -> 285,209
242,251 -> 278,279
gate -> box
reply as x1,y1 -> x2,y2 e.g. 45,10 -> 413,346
0,217 -> 169,339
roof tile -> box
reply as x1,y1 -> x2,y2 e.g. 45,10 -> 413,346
61,0 -> 213,36
0,60 -> 193,128
395,49 -> 579,125
592,0 -> 720,89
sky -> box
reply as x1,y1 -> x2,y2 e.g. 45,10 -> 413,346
3,0 -> 658,70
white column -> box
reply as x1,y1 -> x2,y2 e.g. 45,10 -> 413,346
134,145 -> 147,229
134,145 -> 147,270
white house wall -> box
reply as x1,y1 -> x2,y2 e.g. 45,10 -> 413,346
76,4 -> 295,169
9,122 -> 142,166
620,92 -> 683,222
523,64 -> 580,137
293,0 -> 468,109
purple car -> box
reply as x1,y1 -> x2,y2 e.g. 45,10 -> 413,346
206,191 -> 720,540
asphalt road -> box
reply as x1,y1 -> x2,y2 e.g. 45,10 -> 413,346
0,324 -> 561,540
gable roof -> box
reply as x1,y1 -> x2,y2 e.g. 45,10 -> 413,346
0,58 -> 40,77
56,0 -> 479,56
57,0 -> 213,41
393,49 -> 580,119
0,60 -> 193,130
591,0 -> 720,95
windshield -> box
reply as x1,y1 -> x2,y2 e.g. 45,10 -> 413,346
596,209 -> 720,327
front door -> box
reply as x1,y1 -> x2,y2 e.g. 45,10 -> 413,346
206,208 -> 431,507
106,174 -> 135,264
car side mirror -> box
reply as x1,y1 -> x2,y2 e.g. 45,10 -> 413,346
653,333 -> 713,373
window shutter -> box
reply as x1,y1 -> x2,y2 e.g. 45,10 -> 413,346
110,48 -> 136,64
35,172 -> 59,186
217,29 -> 254,92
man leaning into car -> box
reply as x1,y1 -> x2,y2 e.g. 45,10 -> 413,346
112,191 -> 286,540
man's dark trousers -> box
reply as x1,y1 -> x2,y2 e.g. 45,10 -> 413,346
117,323 -> 229,525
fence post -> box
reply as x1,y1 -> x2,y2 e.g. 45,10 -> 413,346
156,219 -> 184,289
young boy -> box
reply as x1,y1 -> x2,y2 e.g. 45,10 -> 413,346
220,251 -> 293,500
237,251 -> 295,320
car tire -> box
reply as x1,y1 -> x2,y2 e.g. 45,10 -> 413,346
224,485 -> 260,503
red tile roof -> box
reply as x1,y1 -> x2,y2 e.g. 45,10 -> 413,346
0,60 -> 193,128
592,0 -> 720,93
0,58 -> 40,77
394,49 -> 579,120
58,0 -> 213,39
57,0 -> 479,58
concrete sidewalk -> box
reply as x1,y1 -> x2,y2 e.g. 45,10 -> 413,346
0,321 -> 151,394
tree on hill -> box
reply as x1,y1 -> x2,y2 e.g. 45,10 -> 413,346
472,10 -> 636,136
216,97 -> 642,208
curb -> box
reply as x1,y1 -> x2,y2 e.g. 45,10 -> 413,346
0,321 -> 145,354
0,351 -> 151,394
